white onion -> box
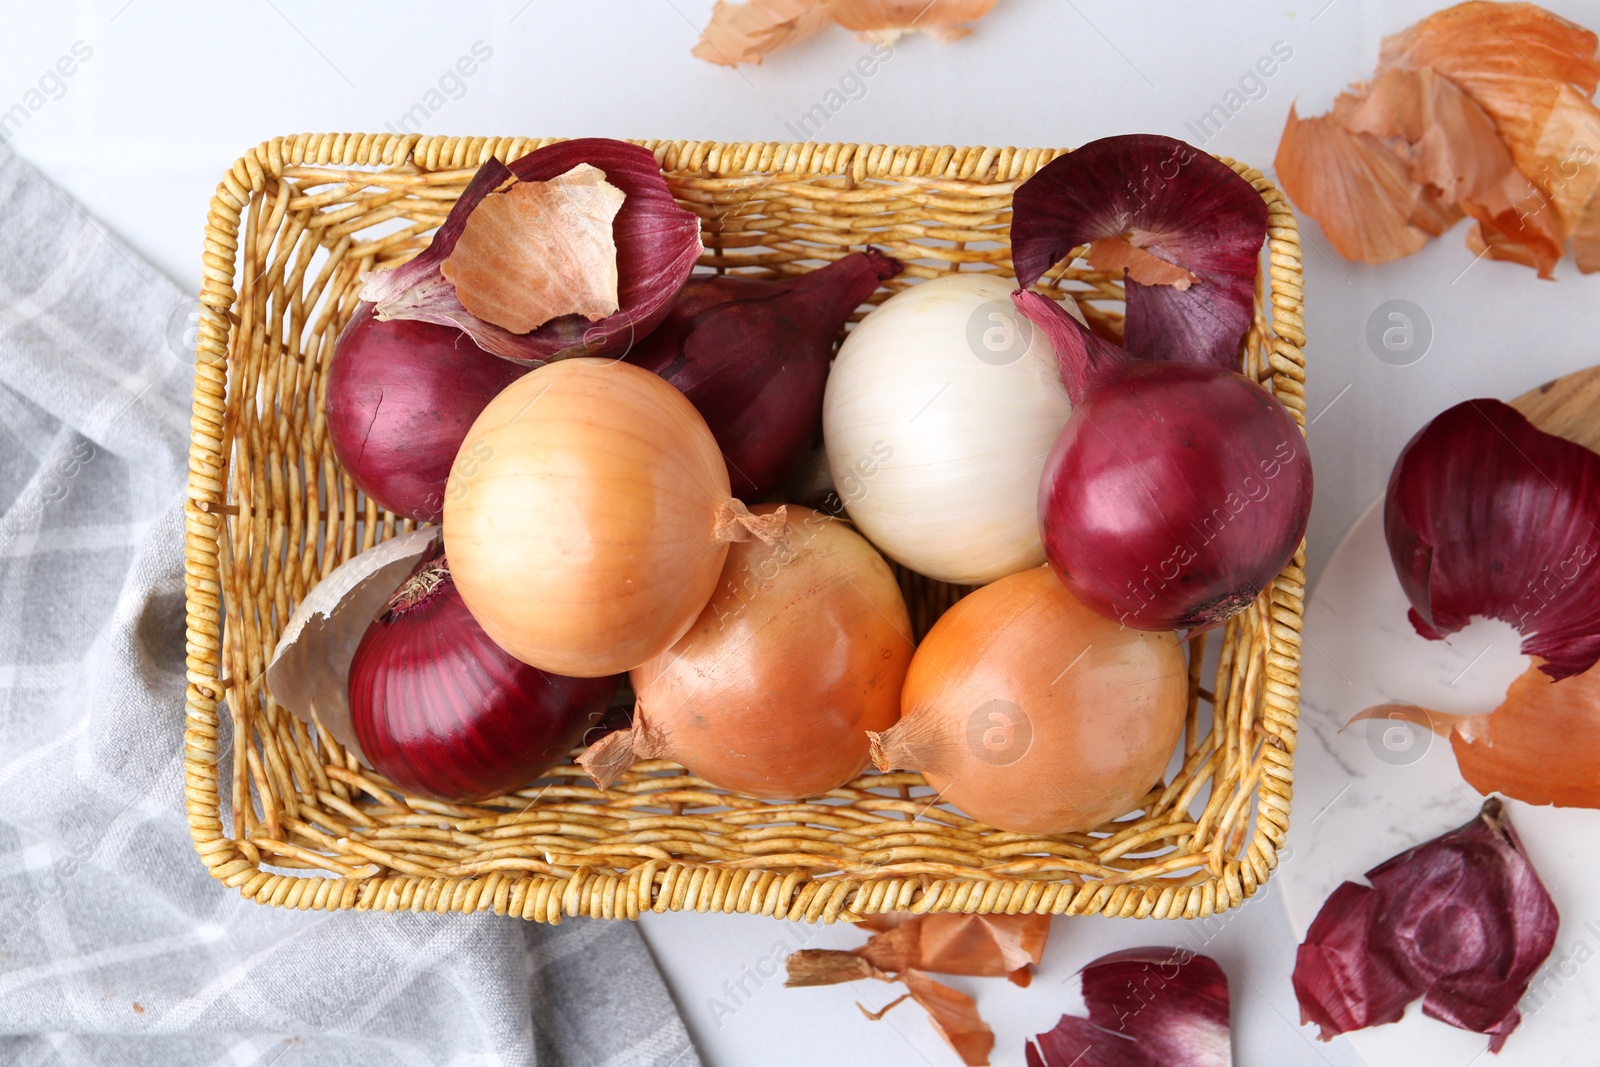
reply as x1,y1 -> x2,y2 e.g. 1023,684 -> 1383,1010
821,274 -> 1080,586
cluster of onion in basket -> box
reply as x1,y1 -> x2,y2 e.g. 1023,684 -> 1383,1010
267,134 -> 1312,835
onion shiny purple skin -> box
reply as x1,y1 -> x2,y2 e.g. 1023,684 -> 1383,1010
327,303 -> 526,522
349,548 -> 620,802
624,250 -> 901,498
1016,290 -> 1312,632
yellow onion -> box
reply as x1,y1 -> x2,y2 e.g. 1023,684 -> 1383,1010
443,358 -> 784,677
870,565 -> 1188,834
579,504 -> 913,798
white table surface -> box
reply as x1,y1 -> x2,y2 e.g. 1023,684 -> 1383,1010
7,2 -> 1598,1064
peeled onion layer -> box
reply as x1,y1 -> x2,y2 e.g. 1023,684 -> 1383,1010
326,303 -> 527,522
1293,798 -> 1557,1053
1016,289 -> 1312,632
1027,948 -> 1231,1067
443,358 -> 782,678
625,249 -> 902,498
349,548 -> 620,803
264,527 -> 441,762
871,565 -> 1188,834
1010,132 -> 1269,370
580,503 -> 913,799
359,138 -> 703,362
1386,398 -> 1600,681
821,273 -> 1075,586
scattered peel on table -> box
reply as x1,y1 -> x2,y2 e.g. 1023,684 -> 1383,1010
1025,947 -> 1231,1067
786,913 -> 1049,1065
692,0 -> 999,65
1352,656 -> 1600,808
1275,1 -> 1600,275
1010,133 -> 1269,370
263,528 -> 440,762
1385,398 -> 1600,681
1293,798 -> 1558,1052
441,163 -> 624,334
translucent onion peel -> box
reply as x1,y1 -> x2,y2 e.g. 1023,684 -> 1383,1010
1293,798 -> 1558,1052
692,0 -> 999,65
1276,1 -> 1600,274
1026,948 -> 1231,1067
440,163 -> 624,334
579,504 -> 912,798
264,528 -> 439,762
1385,398 -> 1600,681
786,913 -> 1049,1067
360,139 -> 702,363
1010,133 -> 1269,370
870,565 -> 1188,834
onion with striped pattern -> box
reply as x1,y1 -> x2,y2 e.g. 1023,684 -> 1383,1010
349,541 -> 620,802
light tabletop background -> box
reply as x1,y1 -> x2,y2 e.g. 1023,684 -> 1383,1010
6,2 -> 1598,1064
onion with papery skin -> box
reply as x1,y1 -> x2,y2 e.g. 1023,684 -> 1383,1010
1015,290 -> 1313,631
822,274 -> 1075,586
327,304 -> 526,522
443,358 -> 785,678
579,503 -> 912,798
625,250 -> 902,498
870,565 -> 1187,834
349,545 -> 620,802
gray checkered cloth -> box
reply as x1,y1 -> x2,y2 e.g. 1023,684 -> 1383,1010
0,145 -> 698,1067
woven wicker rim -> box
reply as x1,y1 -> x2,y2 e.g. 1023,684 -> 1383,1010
181,134 -> 1307,925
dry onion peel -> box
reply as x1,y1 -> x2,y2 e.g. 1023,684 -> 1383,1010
1011,133 -> 1269,370
440,163 -> 624,334
1027,947 -> 1231,1067
579,503 -> 911,798
1351,657 -> 1600,808
1385,398 -> 1600,681
692,0 -> 833,65
264,528 -> 440,761
360,139 -> 701,363
444,359 -> 781,678
692,0 -> 999,65
1276,1 -> 1600,274
786,912 -> 1049,1067
1293,798 -> 1557,1052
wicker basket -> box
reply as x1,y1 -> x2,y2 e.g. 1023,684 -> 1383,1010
181,134 -> 1307,925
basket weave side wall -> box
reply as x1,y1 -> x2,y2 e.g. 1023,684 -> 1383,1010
181,133 -> 1307,924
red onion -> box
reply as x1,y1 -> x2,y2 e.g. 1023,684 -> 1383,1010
348,544 -> 620,802
327,303 -> 525,522
624,250 -> 901,498
1014,290 -> 1312,631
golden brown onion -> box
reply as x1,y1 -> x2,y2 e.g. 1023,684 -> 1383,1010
580,504 -> 913,798
443,358 -> 782,678
870,565 -> 1188,834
